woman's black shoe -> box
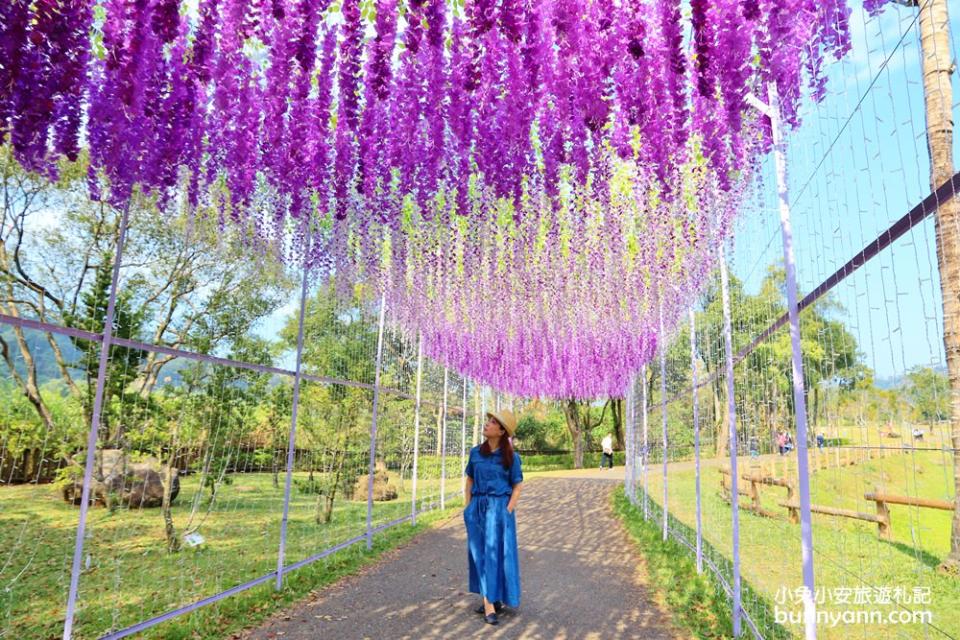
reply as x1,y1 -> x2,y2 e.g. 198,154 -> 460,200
475,602 -> 504,614
483,613 -> 499,625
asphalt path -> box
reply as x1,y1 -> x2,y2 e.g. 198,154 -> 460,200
242,476 -> 685,639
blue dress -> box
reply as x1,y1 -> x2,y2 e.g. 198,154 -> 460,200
463,446 -> 523,607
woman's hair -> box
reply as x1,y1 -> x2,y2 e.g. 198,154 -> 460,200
480,418 -> 514,469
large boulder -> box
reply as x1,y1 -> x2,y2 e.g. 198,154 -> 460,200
61,449 -> 180,508
352,461 -> 398,502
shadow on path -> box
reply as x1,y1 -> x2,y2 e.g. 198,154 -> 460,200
242,478 -> 685,639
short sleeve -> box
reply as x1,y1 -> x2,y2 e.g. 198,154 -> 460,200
464,451 -> 474,479
509,453 -> 523,486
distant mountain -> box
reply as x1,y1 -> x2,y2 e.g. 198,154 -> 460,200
873,363 -> 947,390
0,324 -> 83,383
0,325 -> 191,389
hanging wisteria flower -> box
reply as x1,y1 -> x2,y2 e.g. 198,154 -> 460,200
0,0 -> 861,398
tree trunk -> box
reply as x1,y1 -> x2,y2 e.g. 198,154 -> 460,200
812,385 -> 820,430
917,0 -> 960,572
563,400 -> 584,469
320,448 -> 346,524
713,377 -> 729,459
162,425 -> 181,553
611,398 -> 624,449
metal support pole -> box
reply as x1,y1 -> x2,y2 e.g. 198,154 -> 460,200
365,294 -> 388,550
659,301 -> 669,541
473,386 -> 481,446
631,376 -> 638,501
276,223 -> 314,590
690,309 -> 703,574
641,364 -> 649,520
63,202 -> 131,640
746,84 -> 817,639
461,378 -> 467,497
767,82 -> 817,639
626,377 -> 636,503
719,245 -> 742,637
440,367 -> 449,510
411,333 -> 423,525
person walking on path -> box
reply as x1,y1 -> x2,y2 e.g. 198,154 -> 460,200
600,433 -> 614,469
463,409 -> 523,626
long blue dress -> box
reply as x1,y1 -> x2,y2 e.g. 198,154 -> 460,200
463,446 -> 523,607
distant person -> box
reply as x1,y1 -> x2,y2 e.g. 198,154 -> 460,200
777,431 -> 787,455
816,433 -> 825,449
600,433 -> 614,469
785,433 -> 794,453
912,427 -> 924,441
464,410 -> 523,625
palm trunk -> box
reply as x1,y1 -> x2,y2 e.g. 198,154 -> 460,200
917,0 -> 960,572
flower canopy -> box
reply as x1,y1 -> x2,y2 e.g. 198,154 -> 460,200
0,0 -> 853,398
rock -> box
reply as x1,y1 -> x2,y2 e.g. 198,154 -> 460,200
61,449 -> 180,508
352,464 -> 399,502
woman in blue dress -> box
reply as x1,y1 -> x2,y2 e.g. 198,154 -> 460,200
463,409 -> 523,626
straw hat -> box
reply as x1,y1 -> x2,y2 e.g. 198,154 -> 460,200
486,409 -> 518,438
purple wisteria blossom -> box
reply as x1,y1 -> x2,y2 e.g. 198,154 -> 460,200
1,0 -> 861,398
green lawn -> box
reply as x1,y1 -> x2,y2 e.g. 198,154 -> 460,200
0,470 -> 462,639
638,447 -> 959,638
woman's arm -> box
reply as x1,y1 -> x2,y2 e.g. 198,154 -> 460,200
465,476 -> 473,507
506,482 -> 521,513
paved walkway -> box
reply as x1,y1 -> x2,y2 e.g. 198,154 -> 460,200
242,477 -> 685,639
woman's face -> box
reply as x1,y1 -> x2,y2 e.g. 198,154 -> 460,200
483,416 -> 505,439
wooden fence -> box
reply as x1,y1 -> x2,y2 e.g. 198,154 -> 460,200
716,445 -> 955,541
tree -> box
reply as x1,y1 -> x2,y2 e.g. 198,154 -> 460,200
562,398 -> 609,468
905,366 -> 950,424
280,279 -> 378,524
0,152 -> 294,473
870,0 -> 960,574
916,0 -> 960,573
64,252 -> 147,447
158,334 -> 275,551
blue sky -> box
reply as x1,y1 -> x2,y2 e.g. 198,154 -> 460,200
729,2 -> 960,381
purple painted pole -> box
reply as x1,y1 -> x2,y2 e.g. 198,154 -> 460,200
63,202 -> 131,640
719,245 -> 742,637
411,333 -> 423,524
632,381 -> 638,500
659,301 -> 669,541
276,223 -> 313,590
440,367 -> 449,510
461,378 -> 467,497
625,378 -> 635,503
366,294 -> 388,550
690,309 -> 703,574
641,364 -> 649,520
478,387 -> 486,447
768,81 -> 817,639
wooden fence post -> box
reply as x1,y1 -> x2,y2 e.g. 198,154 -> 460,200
873,486 -> 892,540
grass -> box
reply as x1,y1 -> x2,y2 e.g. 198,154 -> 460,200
521,451 -> 626,472
0,470 -> 462,639
612,487 -> 738,639
637,445 -> 960,638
